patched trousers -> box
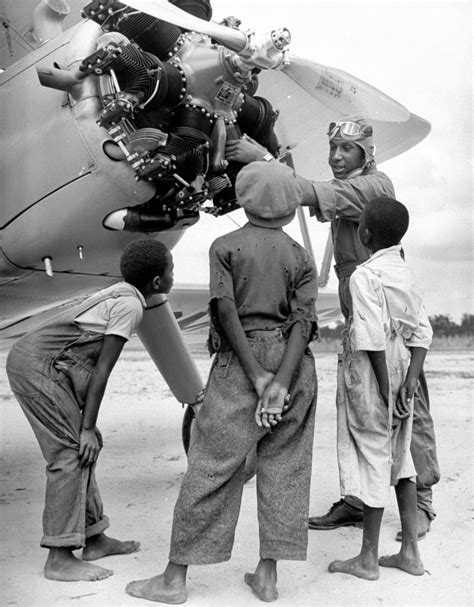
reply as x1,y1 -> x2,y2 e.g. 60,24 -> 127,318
169,330 -> 317,565
344,369 -> 440,518
339,276 -> 440,518
6,345 -> 109,548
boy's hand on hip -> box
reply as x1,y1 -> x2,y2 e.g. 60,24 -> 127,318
79,428 -> 101,467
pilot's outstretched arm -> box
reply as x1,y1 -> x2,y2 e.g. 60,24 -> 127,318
225,136 -> 394,223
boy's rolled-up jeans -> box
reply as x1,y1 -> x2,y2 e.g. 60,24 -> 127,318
6,345 -> 109,548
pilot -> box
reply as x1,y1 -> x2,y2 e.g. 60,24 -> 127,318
225,116 -> 440,541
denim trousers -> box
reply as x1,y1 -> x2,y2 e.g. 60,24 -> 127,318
5,301 -> 113,549
339,276 -> 441,518
169,330 -> 318,565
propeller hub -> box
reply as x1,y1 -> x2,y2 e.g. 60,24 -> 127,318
235,28 -> 292,71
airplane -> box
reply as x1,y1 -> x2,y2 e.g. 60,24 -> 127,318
0,0 -> 431,447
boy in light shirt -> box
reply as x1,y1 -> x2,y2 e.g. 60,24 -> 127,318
329,197 -> 431,580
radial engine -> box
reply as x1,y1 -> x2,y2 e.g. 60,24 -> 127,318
38,0 -> 291,233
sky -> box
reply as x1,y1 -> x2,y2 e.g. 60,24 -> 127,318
170,0 -> 473,322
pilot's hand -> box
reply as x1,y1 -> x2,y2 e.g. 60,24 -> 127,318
79,428 -> 101,468
225,134 -> 269,163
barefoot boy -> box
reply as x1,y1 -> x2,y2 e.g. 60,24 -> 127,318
126,160 -> 318,603
6,239 -> 174,582
328,197 -> 431,580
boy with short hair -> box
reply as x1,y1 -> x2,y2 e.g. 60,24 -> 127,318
328,197 -> 431,580
126,160 -> 318,603
6,239 -> 174,582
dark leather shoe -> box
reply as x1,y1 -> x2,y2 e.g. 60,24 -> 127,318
396,508 -> 431,541
308,499 -> 364,530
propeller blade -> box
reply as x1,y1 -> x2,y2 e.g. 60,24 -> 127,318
281,55 -> 410,122
124,0 -> 248,52
256,54 -> 430,178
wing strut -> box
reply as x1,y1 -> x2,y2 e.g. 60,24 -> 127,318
280,152 -> 315,258
318,232 -> 333,288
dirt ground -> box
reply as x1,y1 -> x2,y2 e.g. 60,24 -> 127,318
0,336 -> 472,607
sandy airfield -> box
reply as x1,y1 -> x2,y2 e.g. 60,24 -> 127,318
0,335 -> 472,607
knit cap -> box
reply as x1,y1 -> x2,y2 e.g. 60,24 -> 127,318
235,161 -> 302,228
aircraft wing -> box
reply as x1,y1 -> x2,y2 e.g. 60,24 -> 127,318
0,281 -> 341,348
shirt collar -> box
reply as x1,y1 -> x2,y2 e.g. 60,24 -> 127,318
344,167 -> 365,180
342,163 -> 377,180
359,244 -> 403,267
121,281 -> 147,307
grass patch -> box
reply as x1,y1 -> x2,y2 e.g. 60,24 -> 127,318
131,332 -> 473,355
312,335 -> 474,353
431,335 -> 474,351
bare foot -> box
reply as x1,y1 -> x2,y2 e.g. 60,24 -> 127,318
126,574 -> 187,604
244,572 -> 278,602
83,533 -> 140,561
328,555 -> 379,581
45,549 -> 113,581
379,553 -> 424,576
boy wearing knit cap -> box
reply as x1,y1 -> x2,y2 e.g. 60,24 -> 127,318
126,161 -> 318,604
226,116 -> 440,541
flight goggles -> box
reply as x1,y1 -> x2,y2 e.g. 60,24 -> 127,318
327,121 -> 373,141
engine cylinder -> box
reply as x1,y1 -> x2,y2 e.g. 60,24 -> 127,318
237,94 -> 279,155
171,0 -> 213,21
115,14 -> 182,59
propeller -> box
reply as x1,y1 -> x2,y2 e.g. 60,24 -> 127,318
124,0 -> 248,53
120,2 -> 407,120
123,0 -> 290,70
